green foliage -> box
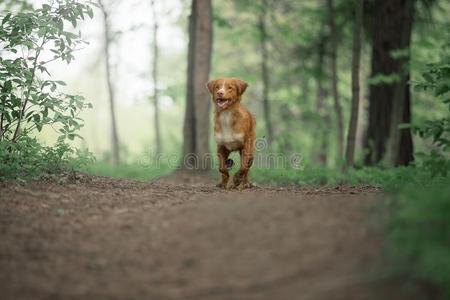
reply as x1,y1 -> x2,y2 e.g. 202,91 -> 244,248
411,53 -> 450,176
0,1 -> 94,180
0,0 -> 33,12
385,179 -> 450,297
0,136 -> 94,181
251,165 -> 437,191
382,47 -> 450,295
0,0 -> 94,143
367,73 -> 401,85
85,160 -> 172,182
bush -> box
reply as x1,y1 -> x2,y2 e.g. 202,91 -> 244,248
0,136 -> 94,181
385,179 -> 450,297
383,49 -> 450,296
0,1 -> 94,180
412,53 -> 450,176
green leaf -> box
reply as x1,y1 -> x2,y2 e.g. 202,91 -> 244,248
87,7 -> 94,18
423,72 -> 433,82
2,13 -> 12,25
57,19 -> 64,32
4,80 -> 12,91
435,83 -> 450,97
368,73 -> 401,86
33,114 -> 41,123
70,17 -> 77,27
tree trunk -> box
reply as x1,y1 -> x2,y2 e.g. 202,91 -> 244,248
315,28 -> 329,166
356,65 -> 366,154
364,0 -> 414,166
258,0 -> 274,145
344,0 -> 363,170
151,0 -> 162,154
99,0 -> 120,166
327,0 -> 344,162
182,0 -> 213,170
386,0 -> 414,166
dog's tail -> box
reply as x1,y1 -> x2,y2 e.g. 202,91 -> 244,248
225,158 -> 234,170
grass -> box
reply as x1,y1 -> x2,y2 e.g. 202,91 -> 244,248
252,165 -> 440,192
83,160 -> 439,191
84,160 -> 172,181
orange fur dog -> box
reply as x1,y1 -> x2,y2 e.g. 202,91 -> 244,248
207,78 -> 256,189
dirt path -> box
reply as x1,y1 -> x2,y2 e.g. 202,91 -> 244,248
0,174 -> 424,300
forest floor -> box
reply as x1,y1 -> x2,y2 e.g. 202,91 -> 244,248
0,171 -> 432,300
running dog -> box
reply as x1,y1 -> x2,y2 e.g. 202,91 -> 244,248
207,78 -> 256,189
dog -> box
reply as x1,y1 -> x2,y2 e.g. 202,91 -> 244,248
207,78 -> 256,189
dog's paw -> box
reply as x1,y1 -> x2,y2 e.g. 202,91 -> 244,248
232,175 -> 242,187
229,182 -> 240,189
216,182 -> 227,189
242,182 -> 254,189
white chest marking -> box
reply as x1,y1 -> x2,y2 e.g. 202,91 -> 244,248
215,110 -> 244,150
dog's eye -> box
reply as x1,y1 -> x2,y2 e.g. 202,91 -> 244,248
228,86 -> 233,90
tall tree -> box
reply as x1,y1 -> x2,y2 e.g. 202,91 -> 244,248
364,0 -> 414,166
182,0 -> 213,169
99,0 -> 120,166
258,0 -> 274,145
327,0 -> 344,161
345,0 -> 363,169
150,0 -> 162,154
386,0 -> 414,166
315,27 -> 330,166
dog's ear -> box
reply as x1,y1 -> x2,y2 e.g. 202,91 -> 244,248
234,79 -> 248,96
206,79 -> 217,94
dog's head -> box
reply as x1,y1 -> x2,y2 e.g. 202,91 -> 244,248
206,78 -> 248,110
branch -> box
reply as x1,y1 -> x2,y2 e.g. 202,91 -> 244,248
39,46 -> 87,66
12,32 -> 48,142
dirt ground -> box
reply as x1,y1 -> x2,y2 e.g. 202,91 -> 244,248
0,171 -> 432,300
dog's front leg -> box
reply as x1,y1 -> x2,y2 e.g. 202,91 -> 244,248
217,145 -> 230,188
233,142 -> 254,189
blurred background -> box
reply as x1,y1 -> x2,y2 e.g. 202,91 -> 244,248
35,0 -> 189,161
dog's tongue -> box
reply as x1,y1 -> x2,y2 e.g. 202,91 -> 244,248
217,99 -> 228,108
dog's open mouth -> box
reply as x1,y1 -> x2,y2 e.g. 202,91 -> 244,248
216,98 -> 230,108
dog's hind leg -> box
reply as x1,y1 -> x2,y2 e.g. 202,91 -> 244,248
217,145 -> 231,188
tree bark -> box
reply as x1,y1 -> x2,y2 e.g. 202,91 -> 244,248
99,0 -> 120,166
182,0 -> 213,170
327,0 -> 344,162
344,0 -> 363,169
258,0 -> 274,145
386,0 -> 414,166
151,0 -> 162,154
315,27 -> 329,166
364,0 -> 414,166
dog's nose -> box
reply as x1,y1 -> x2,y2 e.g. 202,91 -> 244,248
217,91 -> 224,97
